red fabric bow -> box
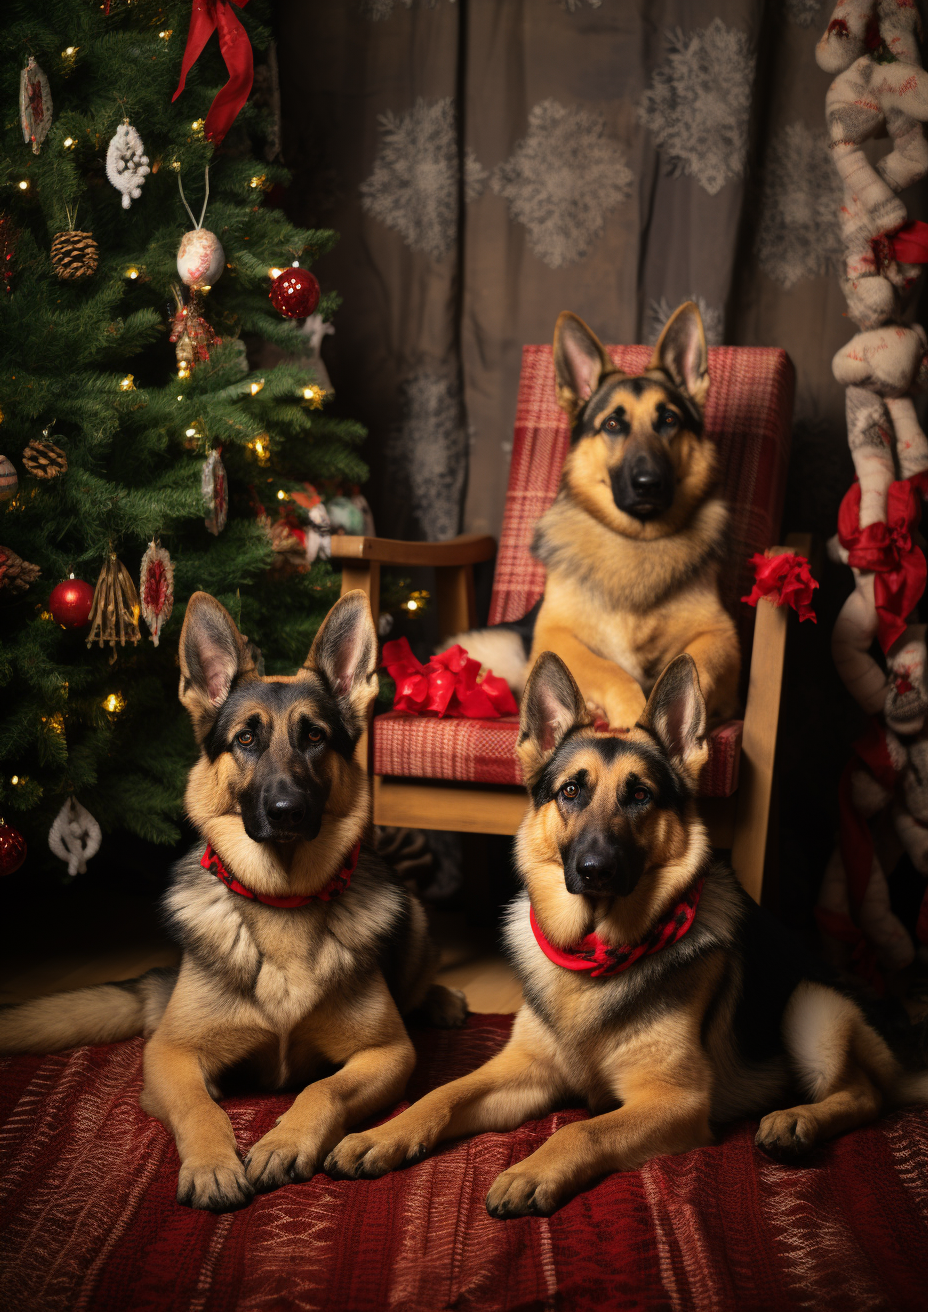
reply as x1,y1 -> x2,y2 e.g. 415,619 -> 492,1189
741,552 -> 818,623
381,636 -> 518,719
172,0 -> 254,147
837,479 -> 926,654
874,220 -> 928,267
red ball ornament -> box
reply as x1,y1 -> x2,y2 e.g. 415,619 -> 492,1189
0,824 -> 26,876
269,267 -> 320,319
49,577 -> 95,628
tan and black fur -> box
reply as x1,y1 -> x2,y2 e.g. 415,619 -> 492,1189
324,651 -> 928,1217
0,589 -> 465,1211
451,303 -> 740,730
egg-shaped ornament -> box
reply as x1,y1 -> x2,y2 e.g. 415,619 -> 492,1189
270,267 -> 320,319
0,454 -> 18,503
177,228 -> 225,288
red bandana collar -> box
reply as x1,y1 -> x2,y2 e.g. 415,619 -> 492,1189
201,840 -> 361,908
529,877 -> 704,977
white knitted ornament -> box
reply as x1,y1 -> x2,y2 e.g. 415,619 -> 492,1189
48,796 -> 102,876
106,123 -> 150,210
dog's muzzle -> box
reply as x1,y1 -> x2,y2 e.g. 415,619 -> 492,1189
564,837 -> 643,899
241,783 -> 323,843
611,454 -> 674,521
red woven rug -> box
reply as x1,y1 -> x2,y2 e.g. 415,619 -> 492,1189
1,1013 -> 926,1312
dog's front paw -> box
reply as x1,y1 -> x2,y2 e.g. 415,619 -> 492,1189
324,1128 -> 428,1180
485,1165 -> 565,1219
244,1127 -> 323,1193
755,1108 -> 817,1161
177,1157 -> 254,1211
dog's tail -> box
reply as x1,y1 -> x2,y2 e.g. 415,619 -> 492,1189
0,967 -> 177,1054
440,600 -> 542,698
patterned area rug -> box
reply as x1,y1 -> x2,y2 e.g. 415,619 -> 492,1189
1,1013 -> 927,1311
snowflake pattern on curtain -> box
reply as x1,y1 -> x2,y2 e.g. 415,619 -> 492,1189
491,99 -> 633,269
645,295 -> 723,347
391,371 -> 467,540
361,98 -> 486,260
784,0 -> 824,26
756,122 -> 843,289
637,19 -> 754,196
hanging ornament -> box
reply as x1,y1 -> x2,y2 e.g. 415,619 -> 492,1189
270,266 -> 320,319
48,796 -> 101,876
0,215 -> 20,294
0,545 -> 40,594
106,121 -> 150,210
176,168 -> 224,288
0,823 -> 26,876
49,575 -> 94,628
202,449 -> 228,535
86,550 -> 141,649
20,57 -> 52,155
298,313 -> 334,393
22,428 -> 67,479
291,485 -> 332,562
0,454 -> 18,502
139,539 -> 174,645
169,285 -> 221,374
51,228 -> 99,281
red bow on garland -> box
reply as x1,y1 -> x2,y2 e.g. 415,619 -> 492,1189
741,552 -> 818,622
382,637 -> 518,719
837,478 -> 928,654
172,0 -> 254,147
872,220 -> 928,270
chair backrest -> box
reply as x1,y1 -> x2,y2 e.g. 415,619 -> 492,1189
488,344 -> 795,658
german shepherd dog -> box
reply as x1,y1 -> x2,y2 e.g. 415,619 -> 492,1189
451,303 -> 740,731
0,589 -> 465,1211
324,652 -> 928,1217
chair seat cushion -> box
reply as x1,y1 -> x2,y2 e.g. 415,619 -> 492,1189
372,713 -> 742,797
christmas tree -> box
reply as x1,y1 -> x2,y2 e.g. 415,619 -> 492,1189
0,0 -> 366,882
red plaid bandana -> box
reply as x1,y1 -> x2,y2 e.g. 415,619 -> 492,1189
201,840 -> 361,908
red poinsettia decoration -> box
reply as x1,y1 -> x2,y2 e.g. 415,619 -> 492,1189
741,552 -> 818,623
382,637 -> 518,719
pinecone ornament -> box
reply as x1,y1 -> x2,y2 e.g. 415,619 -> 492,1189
22,436 -> 67,479
51,230 -> 98,282
0,545 -> 40,595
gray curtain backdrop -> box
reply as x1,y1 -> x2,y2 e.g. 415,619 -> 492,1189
276,0 -> 872,551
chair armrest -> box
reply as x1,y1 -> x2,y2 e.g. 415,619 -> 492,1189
330,533 -> 497,567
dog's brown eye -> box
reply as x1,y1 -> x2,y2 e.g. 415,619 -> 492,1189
560,782 -> 580,800
603,415 -> 628,435
237,730 -> 254,747
306,727 -> 325,744
632,786 -> 650,804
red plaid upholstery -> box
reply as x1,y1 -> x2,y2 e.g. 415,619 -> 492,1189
373,714 -> 742,796
374,344 -> 794,801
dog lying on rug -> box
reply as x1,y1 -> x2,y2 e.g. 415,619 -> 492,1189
450,302 -> 740,730
325,651 -> 928,1216
0,589 -> 465,1211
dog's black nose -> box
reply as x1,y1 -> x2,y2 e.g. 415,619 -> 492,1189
267,796 -> 305,829
630,467 -> 663,494
578,851 -> 612,883
565,846 -> 618,896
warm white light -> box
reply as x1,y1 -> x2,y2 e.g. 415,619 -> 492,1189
276,490 -> 286,500
63,46 -> 78,57
63,137 -> 75,149
185,427 -> 197,438
250,380 -> 264,396
11,775 -> 19,785
269,267 -> 283,279
125,266 -> 139,279
17,181 -> 28,191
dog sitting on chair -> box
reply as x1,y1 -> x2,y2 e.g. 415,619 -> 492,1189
451,302 -> 740,730
324,650 -> 928,1217
0,590 -> 465,1211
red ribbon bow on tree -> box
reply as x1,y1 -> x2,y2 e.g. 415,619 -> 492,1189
741,552 -> 818,623
172,0 -> 254,147
382,637 -> 518,719
837,478 -> 928,654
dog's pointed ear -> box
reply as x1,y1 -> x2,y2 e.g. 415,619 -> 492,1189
553,312 -> 613,421
637,654 -> 708,786
305,589 -> 378,724
650,301 -> 709,410
518,651 -> 590,780
179,592 -> 257,738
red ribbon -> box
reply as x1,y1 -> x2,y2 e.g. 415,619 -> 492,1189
741,552 -> 818,623
381,636 -> 518,719
876,220 -> 928,266
172,0 -> 254,148
529,877 -> 704,978
837,478 -> 927,654
201,840 -> 360,907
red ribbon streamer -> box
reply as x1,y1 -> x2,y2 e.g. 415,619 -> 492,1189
885,220 -> 928,265
529,877 -> 704,978
837,479 -> 927,654
381,636 -> 518,719
740,552 -> 818,623
172,0 -> 254,147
